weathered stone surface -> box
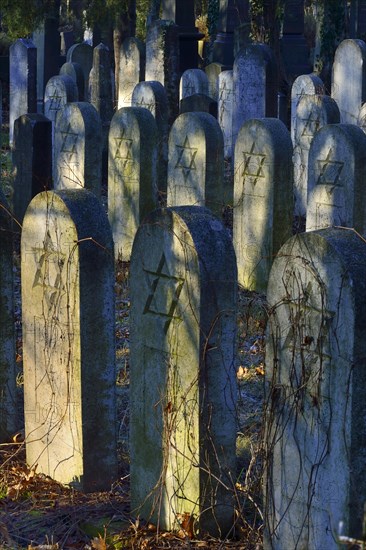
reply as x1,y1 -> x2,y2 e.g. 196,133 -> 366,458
108,107 -> 158,261
290,73 -> 325,145
264,228 -> 366,549
44,74 -> 78,150
22,189 -> 117,491
130,205 -> 237,536
218,70 -> 234,159
89,43 -> 114,125
205,62 -> 229,102
33,17 -> 61,110
66,42 -> 93,100
167,112 -> 225,217
54,102 -> 102,196
60,61 -> 85,102
179,93 -> 217,117
233,118 -> 293,292
179,69 -> 209,100
306,123 -> 366,234
118,37 -> 145,109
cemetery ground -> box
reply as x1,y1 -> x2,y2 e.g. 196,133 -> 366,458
0,132 -> 266,549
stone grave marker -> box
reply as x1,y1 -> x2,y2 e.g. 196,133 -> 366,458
89,43 -> 114,153
130,205 -> 237,536
167,112 -> 225,217
306,124 -> 366,234
22,188 -> 117,491
108,107 -> 158,261
54,102 -> 102,196
60,61 -> 85,102
179,68 -> 209,100
205,62 -> 229,102
66,42 -> 93,100
290,73 -> 325,145
233,118 -> 293,292
13,114 -> 52,224
332,39 -> 366,124
44,74 -> 78,153
9,39 -> 37,147
33,15 -> 60,112
118,37 -> 145,109
293,94 -> 340,216
264,228 -> 366,549
132,81 -> 169,203
179,93 -> 218,117
232,44 -> 278,148
218,70 -> 234,159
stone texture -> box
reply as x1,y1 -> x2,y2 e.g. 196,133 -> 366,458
290,73 -> 325,145
66,42 -> 93,100
264,228 -> 366,549
233,118 -> 293,292
205,62 -> 229,102
54,102 -> 102,196
118,37 -> 145,109
22,189 -> 117,491
218,70 -> 234,159
44,74 -> 78,152
59,61 -> 85,102
130,205 -> 237,536
179,69 -> 209,100
33,16 -> 61,111
306,123 -> 366,234
167,112 -> 225,217
108,107 -> 158,261
179,93 -> 217,117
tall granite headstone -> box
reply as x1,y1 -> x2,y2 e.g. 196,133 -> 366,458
118,37 -> 145,109
66,42 -> 93,100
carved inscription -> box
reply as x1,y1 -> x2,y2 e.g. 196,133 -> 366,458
175,136 -> 198,182
241,142 -> 266,195
47,87 -> 63,112
32,231 -> 67,310
60,123 -> 78,161
317,148 -> 344,186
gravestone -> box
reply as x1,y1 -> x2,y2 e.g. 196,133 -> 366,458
331,39 -> 366,124
66,42 -> 93,100
290,73 -> 325,145
179,93 -> 218,117
232,44 -> 278,148
306,124 -> 366,234
22,189 -> 117,491
280,0 -> 311,80
33,14 -> 61,112
293,94 -> 340,216
358,102 -> 366,132
145,20 -> 180,125
350,0 -> 366,38
44,74 -> 78,152
9,39 -> 37,147
60,61 -> 85,102
179,68 -> 209,100
233,118 -> 293,292
0,189 -> 17,441
130,205 -> 237,536
218,70 -> 234,159
132,81 -> 169,202
13,114 -> 52,224
205,62 -> 229,101
118,37 -> 145,109
167,112 -> 225,217
89,43 -> 114,126
212,0 -> 249,66
264,228 -> 366,549
54,102 -> 102,196
108,107 -> 158,262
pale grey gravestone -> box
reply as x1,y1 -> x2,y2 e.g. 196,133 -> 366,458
117,37 -> 145,109
179,68 -> 209,100
218,70 -> 234,160
264,228 -> 366,550
13,114 -> 52,224
332,39 -> 366,124
33,16 -> 61,113
233,118 -> 293,293
167,112 -> 225,217
44,74 -> 78,157
290,73 -> 325,146
22,189 -> 117,491
205,62 -> 230,102
60,61 -> 85,103
145,20 -> 180,125
54,102 -> 102,197
132,81 -> 169,203
9,39 -> 37,147
66,42 -> 93,100
232,44 -> 278,149
89,43 -> 114,152
358,102 -> 366,133
0,189 -> 17,441
306,124 -> 366,234
108,107 -> 158,262
293,94 -> 340,217
130,205 -> 237,536
179,93 -> 218,118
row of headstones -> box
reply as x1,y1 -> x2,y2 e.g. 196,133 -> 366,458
3,181 -> 366,545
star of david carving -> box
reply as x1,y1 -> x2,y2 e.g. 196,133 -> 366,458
175,136 -> 198,182
47,88 -> 63,112
114,129 -> 133,168
32,231 -> 66,310
317,148 -> 344,186
241,142 -> 266,186
143,253 -> 185,334
184,83 -> 195,97
136,96 -> 154,112
300,113 -> 320,138
219,80 -> 234,102
61,123 -> 78,161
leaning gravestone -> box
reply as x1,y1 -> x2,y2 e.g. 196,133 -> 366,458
232,44 -> 278,148
332,39 -> 366,124
290,73 -> 325,145
60,61 -> 85,102
54,102 -> 102,196
167,112 -> 225,217
264,228 -> 366,550
218,70 -> 234,159
306,123 -> 366,234
0,189 -> 17,441
132,81 -> 169,202
44,74 -> 78,151
66,42 -> 93,100
118,37 -> 145,109
293,94 -> 340,216
233,118 -> 293,292
13,114 -> 52,224
130,205 -> 237,536
108,107 -> 158,262
179,68 -> 209,100
9,39 -> 37,147
22,189 -> 117,491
